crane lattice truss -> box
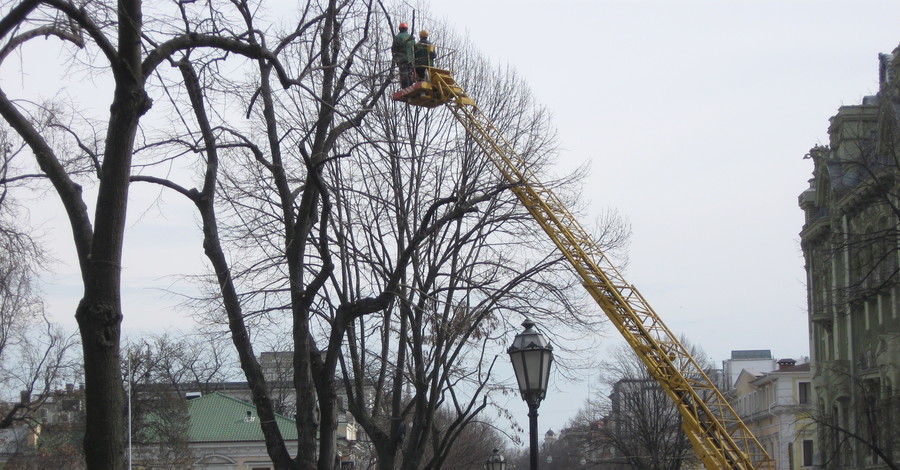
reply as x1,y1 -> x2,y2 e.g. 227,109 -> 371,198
392,68 -> 775,470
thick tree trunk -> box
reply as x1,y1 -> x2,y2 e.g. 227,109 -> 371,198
76,1 -> 147,467
76,93 -> 144,470
76,296 -> 125,469
316,382 -> 337,470
77,83 -> 144,470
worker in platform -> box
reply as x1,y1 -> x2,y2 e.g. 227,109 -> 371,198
392,22 -> 415,88
414,30 -> 436,82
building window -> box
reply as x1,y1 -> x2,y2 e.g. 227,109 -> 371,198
788,442 -> 794,470
799,382 -> 811,404
802,439 -> 814,467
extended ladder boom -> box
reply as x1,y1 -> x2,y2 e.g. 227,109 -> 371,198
393,69 -> 774,470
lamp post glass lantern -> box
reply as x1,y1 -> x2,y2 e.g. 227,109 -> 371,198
507,319 -> 553,405
485,448 -> 507,470
508,319 -> 553,470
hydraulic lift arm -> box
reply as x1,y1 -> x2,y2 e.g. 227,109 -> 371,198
392,68 -> 775,470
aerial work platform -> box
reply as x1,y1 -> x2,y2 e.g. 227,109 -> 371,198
391,67 -> 474,108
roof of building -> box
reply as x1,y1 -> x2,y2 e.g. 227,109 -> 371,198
749,362 -> 812,387
730,350 -> 772,360
187,392 -> 298,443
774,362 -> 811,373
736,368 -> 766,380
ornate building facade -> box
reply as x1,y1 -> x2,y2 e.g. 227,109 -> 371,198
799,43 -> 900,469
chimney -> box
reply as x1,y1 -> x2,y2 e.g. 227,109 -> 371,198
777,358 -> 797,370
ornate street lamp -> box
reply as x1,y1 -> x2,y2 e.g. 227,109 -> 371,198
508,319 -> 553,470
485,448 -> 507,470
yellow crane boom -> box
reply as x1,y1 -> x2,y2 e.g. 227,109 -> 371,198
392,67 -> 774,470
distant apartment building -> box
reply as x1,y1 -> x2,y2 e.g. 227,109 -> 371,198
542,420 -> 620,469
0,384 -> 86,468
730,359 -> 815,470
798,43 -> 900,469
721,350 -> 777,391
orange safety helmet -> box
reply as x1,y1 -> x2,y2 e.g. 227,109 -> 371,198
399,22 -> 409,30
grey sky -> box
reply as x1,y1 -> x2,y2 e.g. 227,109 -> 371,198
420,0 -> 900,436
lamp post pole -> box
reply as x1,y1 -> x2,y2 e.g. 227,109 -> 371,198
507,319 -> 553,470
527,401 -> 540,470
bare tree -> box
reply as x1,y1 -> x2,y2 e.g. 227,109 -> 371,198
124,333 -> 234,396
122,333 -> 234,468
427,407 -> 508,469
0,1 -> 321,468
331,19 -> 628,470
0,317 -> 80,429
135,6 -> 626,470
569,340 -> 711,470
122,1 -> 393,468
4,417 -> 85,470
0,126 -> 80,433
2,3 -> 625,470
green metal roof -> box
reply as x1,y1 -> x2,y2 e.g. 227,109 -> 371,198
187,392 -> 298,442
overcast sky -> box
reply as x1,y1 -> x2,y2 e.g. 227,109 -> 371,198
419,0 -> 900,436
10,0 -> 900,448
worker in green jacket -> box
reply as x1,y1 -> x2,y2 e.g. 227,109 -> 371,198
392,22 -> 415,88
414,30 -> 436,82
